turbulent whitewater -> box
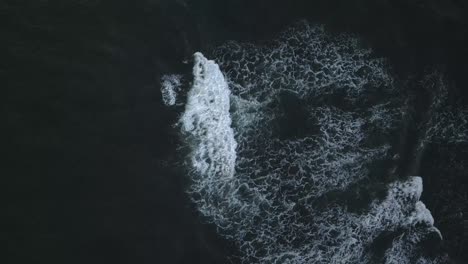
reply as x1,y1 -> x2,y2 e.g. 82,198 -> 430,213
168,23 -> 451,263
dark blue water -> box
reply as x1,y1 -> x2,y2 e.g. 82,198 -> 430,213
4,1 -> 468,263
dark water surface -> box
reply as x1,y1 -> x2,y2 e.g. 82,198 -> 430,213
4,1 -> 468,263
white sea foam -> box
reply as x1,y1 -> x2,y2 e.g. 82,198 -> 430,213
422,71 -> 468,144
213,22 -> 394,101
174,23 -> 447,263
161,74 -> 183,106
179,53 -> 239,228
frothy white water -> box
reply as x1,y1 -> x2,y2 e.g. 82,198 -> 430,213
213,23 -> 394,101
179,53 -> 238,227
175,23 -> 447,264
161,74 -> 183,106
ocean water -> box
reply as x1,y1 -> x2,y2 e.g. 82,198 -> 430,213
162,22 -> 467,263
5,1 -> 468,263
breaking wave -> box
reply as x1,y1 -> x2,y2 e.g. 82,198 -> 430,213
168,23 -> 450,263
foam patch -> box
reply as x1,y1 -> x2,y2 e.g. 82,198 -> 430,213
175,23 -> 448,263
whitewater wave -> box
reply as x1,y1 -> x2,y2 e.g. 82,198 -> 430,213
169,23 -> 448,264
